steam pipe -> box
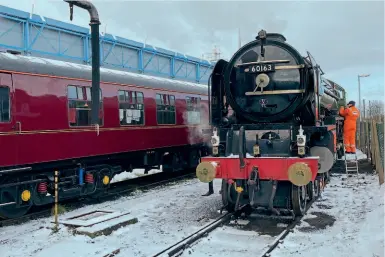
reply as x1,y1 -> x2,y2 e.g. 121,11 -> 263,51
63,0 -> 101,125
326,78 -> 346,101
323,88 -> 340,100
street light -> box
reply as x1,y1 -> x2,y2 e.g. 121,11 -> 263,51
356,74 -> 370,150
358,74 -> 370,120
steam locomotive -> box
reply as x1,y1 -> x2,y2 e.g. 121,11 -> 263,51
196,30 -> 346,217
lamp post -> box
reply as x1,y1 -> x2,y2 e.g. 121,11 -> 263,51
357,74 -> 370,150
358,74 -> 370,121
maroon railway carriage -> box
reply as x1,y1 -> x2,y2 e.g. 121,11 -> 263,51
0,51 -> 210,218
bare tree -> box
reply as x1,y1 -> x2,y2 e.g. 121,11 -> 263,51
368,100 -> 384,122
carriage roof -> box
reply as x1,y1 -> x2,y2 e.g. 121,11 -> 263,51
0,52 -> 208,95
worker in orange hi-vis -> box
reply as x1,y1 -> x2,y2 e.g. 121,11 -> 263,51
339,100 -> 360,154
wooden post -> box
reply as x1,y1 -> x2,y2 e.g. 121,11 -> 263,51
371,121 -> 384,185
362,99 -> 366,155
54,170 -> 59,231
366,122 -> 369,157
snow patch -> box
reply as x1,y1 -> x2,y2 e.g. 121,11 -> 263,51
0,179 -> 224,257
110,168 -> 163,183
272,174 -> 384,257
343,149 -> 368,160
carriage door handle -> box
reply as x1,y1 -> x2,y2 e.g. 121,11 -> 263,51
16,121 -> 21,134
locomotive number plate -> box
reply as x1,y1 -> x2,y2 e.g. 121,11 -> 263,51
246,63 -> 275,73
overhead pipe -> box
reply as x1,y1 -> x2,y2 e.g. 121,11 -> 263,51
63,0 -> 101,126
323,88 -> 340,100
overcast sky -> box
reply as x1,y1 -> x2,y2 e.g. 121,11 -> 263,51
1,0 -> 384,106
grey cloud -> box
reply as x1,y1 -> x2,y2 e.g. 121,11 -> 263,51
86,1 -> 383,74
2,0 -> 384,75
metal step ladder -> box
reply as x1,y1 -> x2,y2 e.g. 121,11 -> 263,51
343,141 -> 359,175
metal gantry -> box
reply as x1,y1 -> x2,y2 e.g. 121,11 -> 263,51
0,5 -> 214,84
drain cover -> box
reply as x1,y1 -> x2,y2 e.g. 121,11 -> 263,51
68,211 -> 112,221
57,210 -> 130,227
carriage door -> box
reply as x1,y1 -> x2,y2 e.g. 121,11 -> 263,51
0,73 -> 18,167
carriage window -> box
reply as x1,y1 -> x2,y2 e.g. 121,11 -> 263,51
67,85 -> 103,127
185,96 -> 201,124
0,87 -> 10,122
118,90 -> 144,125
156,94 -> 176,125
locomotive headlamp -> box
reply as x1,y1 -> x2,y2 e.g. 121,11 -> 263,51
297,137 -> 305,145
296,125 -> 306,147
297,125 -> 306,156
211,128 -> 220,147
211,128 -> 220,156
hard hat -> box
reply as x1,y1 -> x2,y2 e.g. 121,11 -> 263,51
348,101 -> 356,106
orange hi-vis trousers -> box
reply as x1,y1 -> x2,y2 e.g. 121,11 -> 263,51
343,129 -> 357,153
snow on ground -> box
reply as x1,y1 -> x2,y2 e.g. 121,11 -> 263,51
0,166 -> 383,257
340,149 -> 367,160
179,173 -> 384,257
110,167 -> 162,183
180,224 -> 276,257
272,174 -> 384,257
0,178 -> 224,257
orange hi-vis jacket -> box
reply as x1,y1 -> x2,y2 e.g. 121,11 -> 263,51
339,106 -> 360,152
339,106 -> 360,131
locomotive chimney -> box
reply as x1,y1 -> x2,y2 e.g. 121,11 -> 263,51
256,30 -> 287,42
64,0 -> 101,126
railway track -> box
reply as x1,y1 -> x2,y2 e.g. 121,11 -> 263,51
149,194 -> 319,257
256,197 -> 317,257
151,205 -> 248,257
0,169 -> 195,227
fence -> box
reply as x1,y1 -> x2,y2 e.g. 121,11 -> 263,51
357,99 -> 384,185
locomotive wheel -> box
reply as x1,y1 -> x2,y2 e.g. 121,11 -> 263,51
291,184 -> 307,216
306,182 -> 314,201
221,179 -> 236,212
324,171 -> 331,183
313,179 -> 321,199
